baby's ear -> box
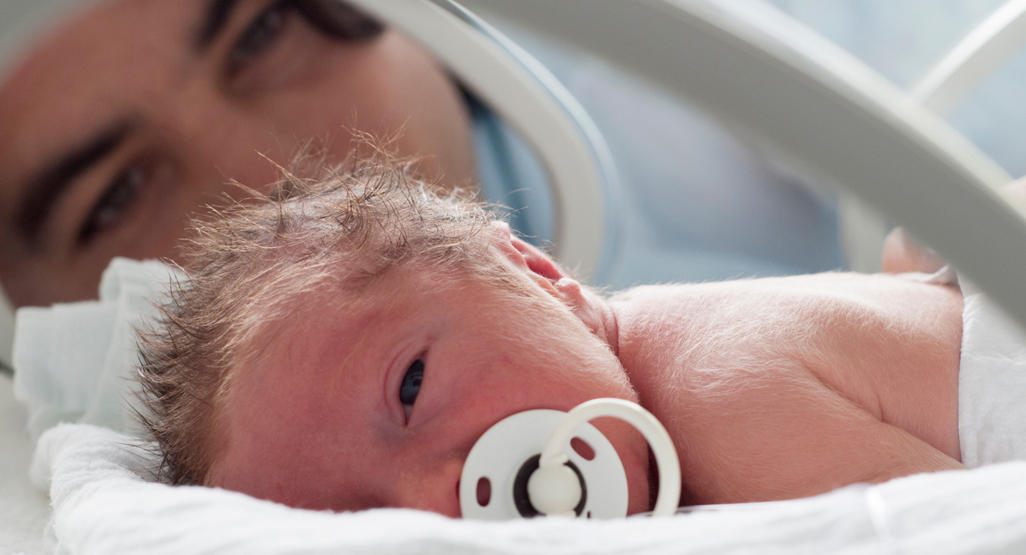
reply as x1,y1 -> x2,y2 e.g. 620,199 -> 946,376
488,221 -> 566,284
488,222 -> 611,340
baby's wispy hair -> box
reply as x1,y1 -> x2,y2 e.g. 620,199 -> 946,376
137,141 -> 498,486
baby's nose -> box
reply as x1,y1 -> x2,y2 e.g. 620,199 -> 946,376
389,459 -> 463,518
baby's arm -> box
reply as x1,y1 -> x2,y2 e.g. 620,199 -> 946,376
671,360 -> 964,504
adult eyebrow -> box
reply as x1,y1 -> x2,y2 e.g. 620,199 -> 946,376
15,118 -> 138,247
194,0 -> 241,53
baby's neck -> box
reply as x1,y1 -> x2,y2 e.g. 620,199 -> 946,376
604,284 -> 694,401
596,296 -> 620,358
559,278 -> 620,357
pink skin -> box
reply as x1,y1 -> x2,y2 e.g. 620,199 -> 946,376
211,220 -> 972,514
883,177 -> 1026,274
0,0 -> 475,307
612,272 -> 965,504
209,225 -> 652,516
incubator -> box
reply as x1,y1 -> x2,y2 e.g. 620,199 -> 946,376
459,399 -> 680,520
4,1 -> 1026,554
349,0 -> 1026,328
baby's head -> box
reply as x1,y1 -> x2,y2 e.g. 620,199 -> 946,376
138,157 -> 650,517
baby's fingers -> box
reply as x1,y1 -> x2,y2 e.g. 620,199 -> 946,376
882,178 -> 1026,274
881,227 -> 946,274
999,177 -> 1026,214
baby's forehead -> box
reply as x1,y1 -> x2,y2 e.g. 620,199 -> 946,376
239,266 -> 431,367
300,255 -> 509,327
286,257 -> 456,316
228,247 -> 531,411
253,234 -> 515,344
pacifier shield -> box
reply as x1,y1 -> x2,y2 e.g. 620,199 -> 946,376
459,409 -> 628,520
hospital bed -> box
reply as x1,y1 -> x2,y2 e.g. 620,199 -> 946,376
4,0 -> 1026,553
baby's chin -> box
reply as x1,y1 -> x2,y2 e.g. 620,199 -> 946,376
585,365 -> 654,514
588,417 -> 654,516
625,442 -> 656,515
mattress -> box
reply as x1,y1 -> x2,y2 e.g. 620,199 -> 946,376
21,418 -> 1026,555
0,374 -> 49,555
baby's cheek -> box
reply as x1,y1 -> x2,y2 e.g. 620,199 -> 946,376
594,418 -> 654,515
625,452 -> 654,514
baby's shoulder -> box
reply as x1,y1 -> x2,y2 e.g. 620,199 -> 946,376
613,281 -> 824,409
614,274 -> 945,410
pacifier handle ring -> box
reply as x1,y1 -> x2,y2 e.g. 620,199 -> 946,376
538,398 -> 681,517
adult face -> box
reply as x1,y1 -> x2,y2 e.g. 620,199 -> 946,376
0,0 -> 476,307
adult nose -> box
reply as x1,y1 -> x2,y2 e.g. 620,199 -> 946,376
163,83 -> 295,195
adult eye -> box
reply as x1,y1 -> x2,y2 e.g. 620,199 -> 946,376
399,358 -> 425,418
292,0 -> 384,40
226,0 -> 294,76
77,163 -> 146,245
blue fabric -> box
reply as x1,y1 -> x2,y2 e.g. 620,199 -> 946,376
469,39 -> 846,289
473,1 -> 1026,288
467,94 -> 553,245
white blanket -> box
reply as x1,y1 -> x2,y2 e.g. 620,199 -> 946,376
0,374 -> 48,555
13,258 -> 180,440
32,423 -> 1026,555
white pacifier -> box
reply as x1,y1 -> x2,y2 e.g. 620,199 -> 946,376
459,398 -> 681,519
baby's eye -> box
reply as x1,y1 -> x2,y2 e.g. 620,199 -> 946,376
399,358 -> 425,417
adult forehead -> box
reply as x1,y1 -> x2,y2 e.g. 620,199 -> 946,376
0,0 -> 202,79
0,0 -> 98,82
0,0 -> 199,182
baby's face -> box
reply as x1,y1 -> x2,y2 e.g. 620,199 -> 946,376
208,254 -> 651,517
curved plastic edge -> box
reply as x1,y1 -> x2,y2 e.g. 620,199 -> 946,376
462,0 -> 1026,331
914,0 -> 1026,118
539,398 -> 682,518
342,0 -> 614,281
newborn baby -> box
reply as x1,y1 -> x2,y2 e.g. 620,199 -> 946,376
137,160 -> 1026,517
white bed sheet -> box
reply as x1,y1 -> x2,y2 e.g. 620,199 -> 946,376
25,421 -> 1026,555
8,262 -> 1026,554
1,374 -> 49,555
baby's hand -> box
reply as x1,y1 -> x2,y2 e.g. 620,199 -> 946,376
1003,177 -> 1026,210
882,178 -> 1026,274
881,227 -> 946,274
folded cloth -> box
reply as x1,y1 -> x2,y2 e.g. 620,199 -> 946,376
33,423 -> 1026,555
12,258 -> 182,439
958,277 -> 1026,467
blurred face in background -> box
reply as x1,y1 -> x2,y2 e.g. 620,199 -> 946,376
0,0 -> 476,306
